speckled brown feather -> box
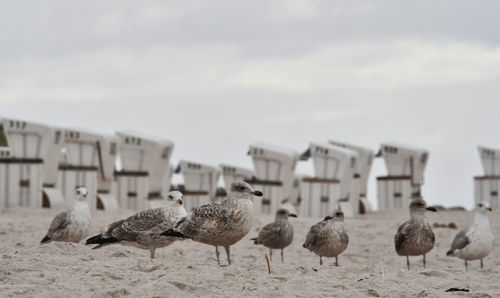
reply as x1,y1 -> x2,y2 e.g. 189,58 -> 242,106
255,218 -> 294,249
104,207 -> 186,248
175,195 -> 254,247
394,219 -> 435,256
48,211 -> 71,235
304,219 -> 349,258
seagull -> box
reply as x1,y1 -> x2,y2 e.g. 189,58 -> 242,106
394,198 -> 437,270
251,208 -> 296,263
303,209 -> 349,266
446,201 -> 494,270
40,186 -> 91,244
85,191 -> 187,259
161,180 -> 263,265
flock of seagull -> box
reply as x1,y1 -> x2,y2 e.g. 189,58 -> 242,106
40,181 -> 494,271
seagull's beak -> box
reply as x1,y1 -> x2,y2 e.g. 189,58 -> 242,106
289,213 -> 298,218
488,207 -> 493,211
253,190 -> 263,197
426,207 -> 437,212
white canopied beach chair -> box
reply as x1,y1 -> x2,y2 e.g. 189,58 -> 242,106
247,142 -> 299,215
330,140 -> 375,214
299,142 -> 358,218
376,142 -> 429,210
0,117 -> 60,209
115,131 -> 174,211
176,160 -> 220,212
220,163 -> 255,190
474,146 -> 500,208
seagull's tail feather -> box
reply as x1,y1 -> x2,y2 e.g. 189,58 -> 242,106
85,234 -> 120,249
40,235 -> 52,244
174,217 -> 187,228
446,249 -> 455,256
160,228 -> 190,239
302,243 -> 307,248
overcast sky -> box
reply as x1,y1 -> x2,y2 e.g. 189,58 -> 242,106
2,1 -> 500,209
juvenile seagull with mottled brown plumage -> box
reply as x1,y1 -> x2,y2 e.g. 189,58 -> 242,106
303,209 -> 349,266
394,197 -> 437,270
251,208 -> 296,263
86,191 -> 186,259
161,181 -> 263,266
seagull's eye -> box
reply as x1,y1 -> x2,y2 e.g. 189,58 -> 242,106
335,212 -> 343,217
479,203 -> 484,208
238,186 -> 245,191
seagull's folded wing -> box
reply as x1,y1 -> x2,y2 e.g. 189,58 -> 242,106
109,208 -> 166,241
451,229 -> 471,251
48,211 -> 71,234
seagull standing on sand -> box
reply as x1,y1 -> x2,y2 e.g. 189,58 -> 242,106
251,208 -> 296,263
40,186 -> 91,244
446,201 -> 494,270
394,198 -> 437,270
303,209 -> 349,266
161,181 -> 263,265
85,191 -> 187,259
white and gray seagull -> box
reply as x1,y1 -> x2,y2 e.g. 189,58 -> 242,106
161,180 -> 263,265
251,208 -> 296,263
41,186 -> 92,244
394,198 -> 437,270
86,191 -> 187,259
446,201 -> 494,270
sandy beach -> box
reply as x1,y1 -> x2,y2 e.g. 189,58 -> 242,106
1,207 -> 499,297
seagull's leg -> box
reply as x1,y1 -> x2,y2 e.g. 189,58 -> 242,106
215,246 -> 220,266
150,248 -> 155,259
281,249 -> 284,264
407,256 -> 410,270
269,249 -> 272,261
320,256 -> 323,266
481,259 -> 484,270
465,260 -> 468,271
335,256 -> 339,267
423,254 -> 426,268
224,246 -> 231,265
